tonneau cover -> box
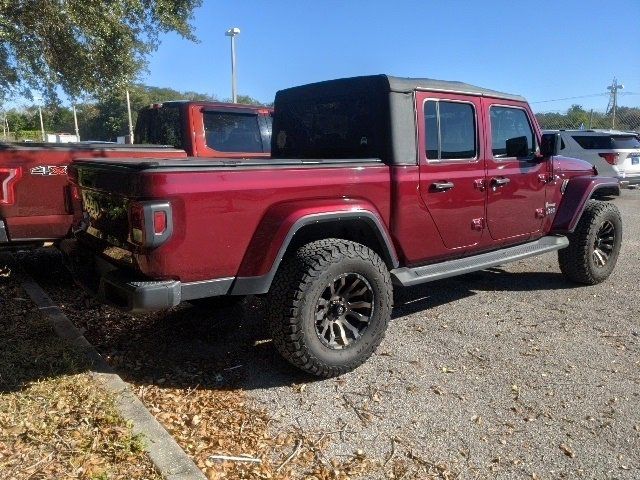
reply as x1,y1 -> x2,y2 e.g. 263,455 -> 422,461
71,157 -> 383,171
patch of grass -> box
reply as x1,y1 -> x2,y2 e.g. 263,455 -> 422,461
0,275 -> 159,479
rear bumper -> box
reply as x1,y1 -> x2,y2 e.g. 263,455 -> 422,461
618,173 -> 640,188
60,239 -> 234,312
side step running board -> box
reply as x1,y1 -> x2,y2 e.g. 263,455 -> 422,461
391,235 -> 569,287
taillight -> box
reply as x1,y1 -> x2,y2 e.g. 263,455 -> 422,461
153,210 -> 167,235
130,203 -> 146,245
599,152 -> 619,165
71,185 -> 82,201
129,201 -> 173,248
0,167 -> 22,205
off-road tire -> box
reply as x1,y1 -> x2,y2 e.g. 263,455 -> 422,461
558,200 -> 622,285
267,239 -> 393,377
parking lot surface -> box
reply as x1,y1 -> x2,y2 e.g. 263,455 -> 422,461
17,190 -> 640,479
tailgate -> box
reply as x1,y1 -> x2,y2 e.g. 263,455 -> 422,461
70,162 -> 144,248
81,189 -> 131,247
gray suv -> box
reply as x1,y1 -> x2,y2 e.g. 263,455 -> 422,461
544,129 -> 640,188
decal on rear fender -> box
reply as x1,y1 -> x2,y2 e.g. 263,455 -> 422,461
30,165 -> 68,176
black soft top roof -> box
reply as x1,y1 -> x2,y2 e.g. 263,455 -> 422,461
272,75 -> 526,166
386,75 -> 525,102
276,74 -> 526,102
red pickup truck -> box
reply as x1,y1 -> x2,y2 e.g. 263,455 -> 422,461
65,75 -> 622,377
0,101 -> 272,249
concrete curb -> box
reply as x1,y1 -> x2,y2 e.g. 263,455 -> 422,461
19,272 -> 206,480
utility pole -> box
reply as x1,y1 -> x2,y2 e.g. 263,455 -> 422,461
38,105 -> 45,141
606,77 -> 624,129
33,96 -> 45,141
72,104 -> 80,141
225,27 -> 241,103
126,89 -> 134,144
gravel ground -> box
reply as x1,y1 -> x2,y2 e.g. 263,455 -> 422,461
14,190 -> 640,479
246,190 -> 640,479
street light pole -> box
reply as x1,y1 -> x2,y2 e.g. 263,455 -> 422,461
126,89 -> 134,144
225,27 -> 241,103
72,104 -> 80,141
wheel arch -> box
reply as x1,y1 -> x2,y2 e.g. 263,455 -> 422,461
230,210 -> 399,295
550,176 -> 620,234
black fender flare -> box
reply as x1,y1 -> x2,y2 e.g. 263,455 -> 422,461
550,176 -> 620,234
230,210 -> 399,295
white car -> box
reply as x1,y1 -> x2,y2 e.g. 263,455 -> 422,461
544,129 -> 640,188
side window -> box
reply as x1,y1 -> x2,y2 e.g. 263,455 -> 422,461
425,101 -> 439,159
424,100 -> 477,161
489,106 -> 535,158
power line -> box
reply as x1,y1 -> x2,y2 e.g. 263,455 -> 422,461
530,93 -> 608,104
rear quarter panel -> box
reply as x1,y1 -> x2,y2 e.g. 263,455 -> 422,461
133,164 -> 392,282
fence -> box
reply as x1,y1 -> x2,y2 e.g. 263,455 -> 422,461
534,107 -> 639,133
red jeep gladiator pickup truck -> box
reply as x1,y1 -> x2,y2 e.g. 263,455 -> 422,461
64,75 -> 622,377
0,101 -> 272,249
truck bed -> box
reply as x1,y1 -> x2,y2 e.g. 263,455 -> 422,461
69,156 -> 391,283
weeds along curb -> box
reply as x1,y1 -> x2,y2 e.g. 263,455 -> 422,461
18,267 -> 207,480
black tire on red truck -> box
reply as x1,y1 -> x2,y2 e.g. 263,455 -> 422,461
267,239 -> 393,377
558,200 -> 622,285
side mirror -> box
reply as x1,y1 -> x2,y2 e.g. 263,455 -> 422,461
505,136 -> 529,157
540,133 -> 561,157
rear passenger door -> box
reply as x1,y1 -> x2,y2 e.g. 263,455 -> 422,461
417,93 -> 486,250
483,100 -> 548,241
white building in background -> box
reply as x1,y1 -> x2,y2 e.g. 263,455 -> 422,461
46,133 -> 78,143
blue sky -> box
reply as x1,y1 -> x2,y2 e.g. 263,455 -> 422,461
12,0 -> 634,114
144,0 -> 640,112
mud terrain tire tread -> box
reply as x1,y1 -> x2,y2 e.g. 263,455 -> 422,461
267,239 -> 392,378
558,200 -> 622,285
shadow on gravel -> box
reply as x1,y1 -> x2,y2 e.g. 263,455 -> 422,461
392,267 -> 574,318
13,248 -> 577,394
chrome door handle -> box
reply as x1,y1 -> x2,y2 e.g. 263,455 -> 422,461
431,181 -> 455,192
491,177 -> 510,188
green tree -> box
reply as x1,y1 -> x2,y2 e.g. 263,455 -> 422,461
0,0 -> 201,101
80,84 -> 215,140
565,105 -> 590,128
234,94 -> 266,106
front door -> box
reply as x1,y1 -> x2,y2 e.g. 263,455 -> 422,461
417,93 -> 486,250
483,100 -> 549,241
